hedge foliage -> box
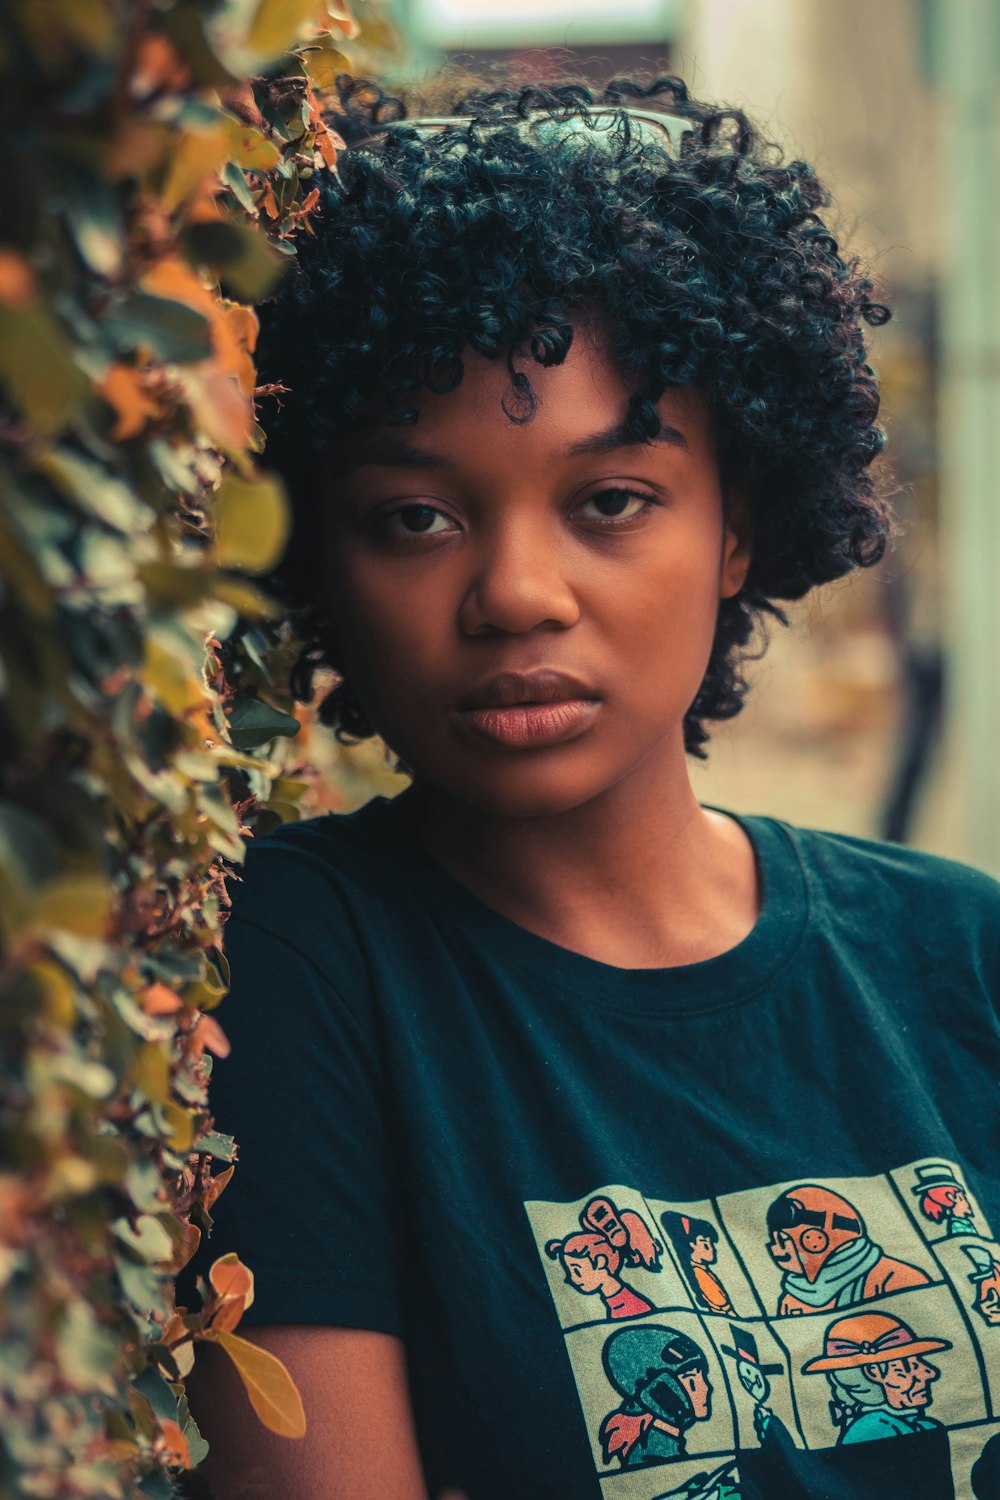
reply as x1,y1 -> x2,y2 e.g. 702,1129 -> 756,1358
0,3 -> 393,1495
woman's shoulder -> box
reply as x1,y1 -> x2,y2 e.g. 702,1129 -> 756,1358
227,798 -> 398,918
759,814 -> 1000,947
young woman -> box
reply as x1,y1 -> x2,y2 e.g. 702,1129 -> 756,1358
184,73 -> 1000,1500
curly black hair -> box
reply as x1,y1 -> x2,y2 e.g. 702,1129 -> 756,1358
258,72 -> 892,757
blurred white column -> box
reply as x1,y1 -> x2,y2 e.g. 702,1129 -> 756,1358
938,0 -> 1000,876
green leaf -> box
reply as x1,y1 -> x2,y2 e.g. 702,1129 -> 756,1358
55,1298 -> 119,1390
184,219 -> 286,301
227,698 -> 299,749
191,1129 -> 236,1162
104,291 -> 213,364
214,473 -> 289,572
222,159 -> 257,214
133,1365 -> 181,1426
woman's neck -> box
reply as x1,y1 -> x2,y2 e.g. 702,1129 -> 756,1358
396,750 -> 760,969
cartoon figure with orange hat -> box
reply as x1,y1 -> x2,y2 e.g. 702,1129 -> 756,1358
766,1184 -> 930,1315
546,1195 -> 662,1321
802,1311 -> 951,1444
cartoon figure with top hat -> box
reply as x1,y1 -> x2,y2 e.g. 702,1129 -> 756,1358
912,1161 -> 979,1236
964,1243 -> 1000,1326
599,1324 -> 713,1469
802,1311 -> 951,1444
721,1327 -> 785,1444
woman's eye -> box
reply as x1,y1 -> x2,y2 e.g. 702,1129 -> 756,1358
576,488 -> 654,525
381,503 -> 456,538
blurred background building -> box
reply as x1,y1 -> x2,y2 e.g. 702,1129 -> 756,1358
343,0 -> 1000,874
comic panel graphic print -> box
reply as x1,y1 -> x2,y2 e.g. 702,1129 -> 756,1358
524,1159 -> 1000,1500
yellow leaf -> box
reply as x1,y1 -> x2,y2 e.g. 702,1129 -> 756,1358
132,1042 -> 170,1105
34,874 -> 112,938
143,636 -> 207,718
245,0 -> 323,61
0,304 -> 89,434
212,1330 -> 306,1438
162,1100 -> 195,1153
160,125 -> 229,214
214,474 -> 289,572
28,958 -> 78,1027
302,43 -> 350,91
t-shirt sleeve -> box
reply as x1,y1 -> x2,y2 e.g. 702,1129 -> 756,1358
182,840 -> 404,1336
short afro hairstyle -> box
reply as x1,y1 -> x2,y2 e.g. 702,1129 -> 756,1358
258,72 -> 892,757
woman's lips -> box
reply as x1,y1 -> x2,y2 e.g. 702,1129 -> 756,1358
452,698 -> 599,749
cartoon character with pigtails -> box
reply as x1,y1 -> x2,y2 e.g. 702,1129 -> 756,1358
546,1195 -> 663,1320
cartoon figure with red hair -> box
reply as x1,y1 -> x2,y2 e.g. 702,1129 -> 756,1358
912,1161 -> 978,1236
766,1184 -> 930,1315
546,1195 -> 662,1321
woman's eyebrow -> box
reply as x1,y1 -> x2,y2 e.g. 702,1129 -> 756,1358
342,436 -> 448,472
567,418 -> 689,456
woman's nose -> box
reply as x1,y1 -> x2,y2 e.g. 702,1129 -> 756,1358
457,516 -> 581,636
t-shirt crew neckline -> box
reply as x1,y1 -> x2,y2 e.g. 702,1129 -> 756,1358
345,792 -> 810,1019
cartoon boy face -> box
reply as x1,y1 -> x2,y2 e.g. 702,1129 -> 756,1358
952,1189 -> 972,1219
677,1367 -> 712,1420
690,1233 -> 716,1266
868,1355 -> 940,1410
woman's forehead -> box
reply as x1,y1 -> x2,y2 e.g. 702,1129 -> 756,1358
337,328 -> 712,463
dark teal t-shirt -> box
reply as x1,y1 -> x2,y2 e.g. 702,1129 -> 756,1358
182,794 -> 1000,1500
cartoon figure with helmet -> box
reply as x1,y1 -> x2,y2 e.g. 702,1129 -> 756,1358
599,1324 -> 713,1469
546,1195 -> 662,1321
802,1311 -> 951,1443
766,1184 -> 930,1315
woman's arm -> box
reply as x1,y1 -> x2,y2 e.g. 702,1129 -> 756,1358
186,1325 -> 430,1500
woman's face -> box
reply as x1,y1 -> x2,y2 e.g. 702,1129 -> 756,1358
323,323 -> 750,817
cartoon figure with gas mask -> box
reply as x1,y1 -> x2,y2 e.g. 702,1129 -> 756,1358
766,1185 -> 930,1315
599,1324 -> 713,1469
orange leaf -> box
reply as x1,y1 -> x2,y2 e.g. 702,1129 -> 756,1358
192,1013 -> 231,1058
131,34 -> 189,98
258,182 -> 279,220
209,1295 -> 246,1334
142,981 -> 184,1015
0,251 -> 38,307
203,1163 -> 235,1211
99,362 -> 163,438
213,1330 -> 307,1438
177,365 -> 253,452
326,1 -> 360,40
160,1419 -> 191,1468
171,1218 -> 201,1272
209,1251 -> 254,1308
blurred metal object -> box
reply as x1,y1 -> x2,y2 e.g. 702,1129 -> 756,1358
937,0 -> 1000,875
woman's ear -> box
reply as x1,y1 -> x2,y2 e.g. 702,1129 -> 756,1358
720,488 -> 753,599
